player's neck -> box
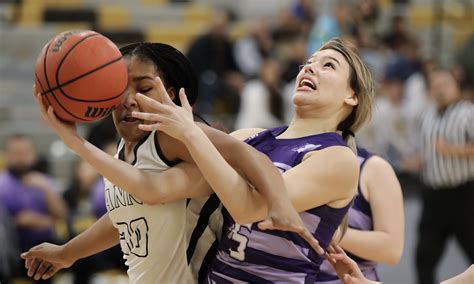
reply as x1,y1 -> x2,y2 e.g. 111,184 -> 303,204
123,141 -> 138,164
281,116 -> 338,138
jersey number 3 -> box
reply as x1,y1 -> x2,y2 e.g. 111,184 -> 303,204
229,224 -> 250,261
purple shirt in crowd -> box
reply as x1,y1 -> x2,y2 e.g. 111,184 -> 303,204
91,178 -> 107,219
0,171 -> 56,250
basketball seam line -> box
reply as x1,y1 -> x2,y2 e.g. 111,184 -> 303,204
54,56 -> 125,102
43,37 -> 91,121
35,72 -> 52,106
52,32 -> 125,102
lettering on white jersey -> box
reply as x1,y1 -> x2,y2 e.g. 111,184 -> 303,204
105,184 -> 143,212
117,217 -> 149,257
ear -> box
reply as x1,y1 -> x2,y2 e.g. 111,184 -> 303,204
166,87 -> 176,101
344,92 -> 358,107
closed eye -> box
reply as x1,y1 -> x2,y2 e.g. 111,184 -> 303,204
139,88 -> 152,93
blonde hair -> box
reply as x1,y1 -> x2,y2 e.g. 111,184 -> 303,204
319,38 -> 375,241
319,38 -> 375,155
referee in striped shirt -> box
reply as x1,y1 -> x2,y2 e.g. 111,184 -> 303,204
415,69 -> 474,284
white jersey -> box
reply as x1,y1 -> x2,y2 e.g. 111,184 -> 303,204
105,131 -> 193,284
186,194 -> 223,282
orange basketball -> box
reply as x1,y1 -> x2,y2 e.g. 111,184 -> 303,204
34,30 -> 128,123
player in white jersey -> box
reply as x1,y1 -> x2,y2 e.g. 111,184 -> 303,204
21,42 -> 321,283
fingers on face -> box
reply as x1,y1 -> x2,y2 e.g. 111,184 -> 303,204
132,111 -> 161,122
154,76 -> 172,104
135,94 -> 171,114
179,88 -> 192,111
138,123 -> 161,132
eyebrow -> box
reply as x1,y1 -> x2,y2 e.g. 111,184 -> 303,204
132,75 -> 154,82
308,55 -> 341,66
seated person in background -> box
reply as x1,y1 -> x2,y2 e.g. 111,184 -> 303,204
0,134 -> 67,281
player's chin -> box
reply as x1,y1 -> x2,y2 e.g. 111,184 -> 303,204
118,124 -> 146,140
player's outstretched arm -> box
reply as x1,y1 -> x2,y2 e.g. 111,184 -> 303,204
339,156 -> 404,265
21,214 -> 118,281
34,92 -> 211,205
132,85 -> 325,255
132,88 -> 358,226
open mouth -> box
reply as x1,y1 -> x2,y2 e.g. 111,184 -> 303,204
298,78 -> 317,90
121,114 -> 140,123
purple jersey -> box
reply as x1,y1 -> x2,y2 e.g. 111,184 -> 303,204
317,147 -> 379,283
207,126 -> 351,283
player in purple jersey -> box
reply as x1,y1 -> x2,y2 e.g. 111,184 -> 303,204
317,147 -> 404,283
132,37 -> 376,282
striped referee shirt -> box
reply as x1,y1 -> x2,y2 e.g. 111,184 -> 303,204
420,100 -> 474,189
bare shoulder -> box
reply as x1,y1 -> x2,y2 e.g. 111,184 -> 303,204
361,155 -> 402,201
305,146 -> 359,173
296,146 -> 359,208
304,146 -> 359,201
363,155 -> 397,178
230,128 -> 266,141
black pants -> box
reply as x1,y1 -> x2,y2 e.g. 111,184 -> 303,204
416,180 -> 474,284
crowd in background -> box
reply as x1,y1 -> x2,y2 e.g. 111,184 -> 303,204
0,0 -> 473,283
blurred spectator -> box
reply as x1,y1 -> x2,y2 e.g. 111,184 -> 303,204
357,0 -> 380,26
271,7 -> 306,43
383,15 -> 409,51
415,70 -> 474,284
235,58 -> 284,129
306,1 -> 356,55
455,35 -> 474,101
86,115 -> 119,150
234,18 -> 274,78
289,0 -> 315,31
0,202 -> 20,283
0,134 -> 67,282
357,56 -> 424,194
63,156 -> 126,284
281,37 -> 307,83
282,78 -> 297,124
186,8 -> 244,119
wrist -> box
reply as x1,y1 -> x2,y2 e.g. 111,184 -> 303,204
62,242 -> 78,265
266,194 -> 291,210
182,125 -> 205,146
68,136 -> 87,155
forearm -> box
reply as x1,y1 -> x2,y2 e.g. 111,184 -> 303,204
200,125 -> 290,219
62,214 -> 119,263
340,228 -> 402,265
228,144 -> 288,210
184,128 -> 267,223
67,136 -> 158,203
